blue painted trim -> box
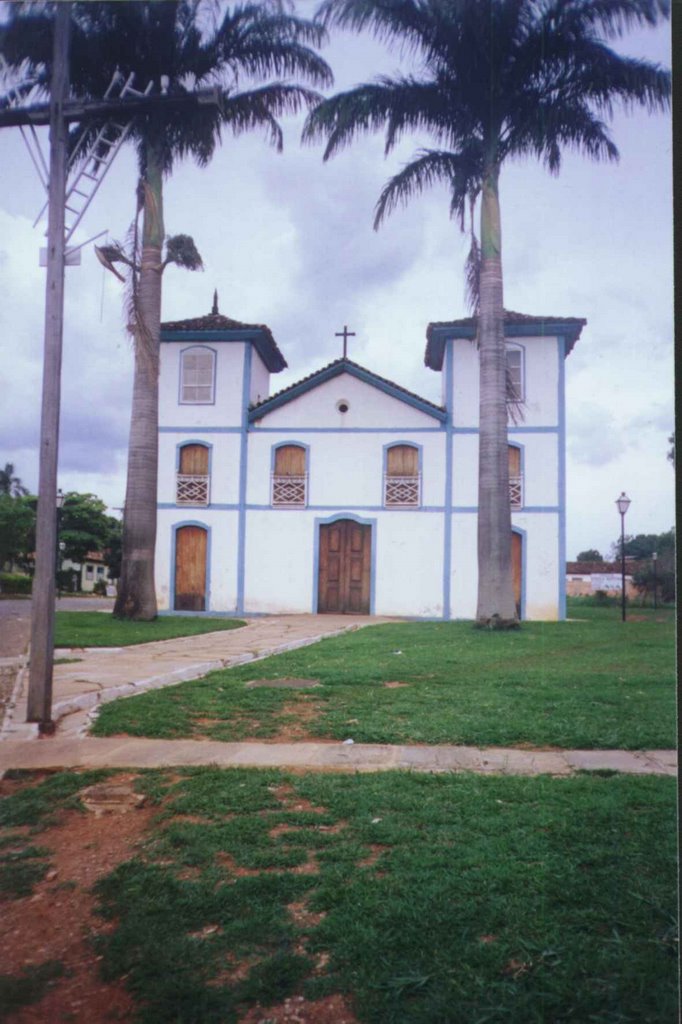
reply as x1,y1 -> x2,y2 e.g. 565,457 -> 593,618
382,441 -> 422,507
269,440 -> 310,473
161,328 -> 287,372
178,345 -> 217,406
160,426 -> 242,434
158,503 -> 239,511
170,520 -> 211,611
312,512 -> 377,614
452,426 -> 559,434
245,504 -> 445,513
512,525 -> 527,621
251,426 -> 444,434
443,340 -> 454,619
508,440 -> 524,509
249,361 -> 447,423
174,439 -> 213,473
558,336 -> 567,620
270,441 -> 310,507
425,319 -> 585,369
236,344 -> 252,615
451,505 -> 559,514
174,439 -> 213,508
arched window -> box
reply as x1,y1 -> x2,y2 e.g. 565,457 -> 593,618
180,346 -> 215,404
177,443 -> 210,505
272,444 -> 307,506
384,444 -> 420,506
508,444 -> 523,509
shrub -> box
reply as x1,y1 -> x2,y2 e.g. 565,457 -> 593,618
93,578 -> 108,596
0,572 -> 32,595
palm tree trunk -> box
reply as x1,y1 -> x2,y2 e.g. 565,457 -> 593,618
113,150 -> 163,619
475,165 -> 518,627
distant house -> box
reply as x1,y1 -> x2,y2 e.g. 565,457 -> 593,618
566,560 -> 642,598
155,301 -> 586,620
61,551 -> 114,593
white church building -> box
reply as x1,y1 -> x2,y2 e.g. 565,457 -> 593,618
155,301 -> 585,620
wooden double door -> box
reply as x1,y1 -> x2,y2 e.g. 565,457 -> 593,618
175,525 -> 207,611
318,520 -> 371,614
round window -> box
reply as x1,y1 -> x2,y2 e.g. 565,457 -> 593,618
336,400 -> 349,414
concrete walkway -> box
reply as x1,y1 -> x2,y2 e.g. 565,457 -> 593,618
0,612 -> 675,778
1,614 -> 394,741
0,735 -> 676,777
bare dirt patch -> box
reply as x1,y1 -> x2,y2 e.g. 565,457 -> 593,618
265,699 -> 324,743
383,681 -> 409,689
287,900 -> 326,930
0,773 -> 154,1023
237,993 -> 358,1024
357,844 -> 390,869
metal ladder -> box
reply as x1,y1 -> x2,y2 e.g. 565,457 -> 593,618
33,70 -> 154,243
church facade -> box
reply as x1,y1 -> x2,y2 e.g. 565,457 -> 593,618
155,305 -> 585,620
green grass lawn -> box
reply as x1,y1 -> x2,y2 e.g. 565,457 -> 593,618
54,611 -> 246,648
0,768 -> 676,1024
93,606 -> 676,749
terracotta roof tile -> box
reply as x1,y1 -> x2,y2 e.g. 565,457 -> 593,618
160,310 -> 286,372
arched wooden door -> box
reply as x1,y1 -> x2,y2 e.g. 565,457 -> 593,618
318,520 -> 371,614
512,531 -> 522,619
174,525 -> 207,611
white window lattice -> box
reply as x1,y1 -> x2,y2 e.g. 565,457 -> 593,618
384,474 -> 420,507
509,475 -> 523,509
272,474 -> 307,506
176,474 -> 210,506
181,349 -> 215,404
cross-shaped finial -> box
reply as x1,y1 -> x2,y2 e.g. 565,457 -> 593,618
335,324 -> 355,359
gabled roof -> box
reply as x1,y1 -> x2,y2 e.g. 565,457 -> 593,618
160,310 -> 287,373
248,357 -> 447,423
425,310 -> 586,369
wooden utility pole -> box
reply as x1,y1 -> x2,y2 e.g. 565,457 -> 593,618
26,3 -> 71,730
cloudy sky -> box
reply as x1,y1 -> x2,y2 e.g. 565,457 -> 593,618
0,3 -> 673,560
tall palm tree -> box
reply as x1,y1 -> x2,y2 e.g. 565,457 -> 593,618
1,1 -> 332,619
0,463 -> 29,498
304,0 -> 670,626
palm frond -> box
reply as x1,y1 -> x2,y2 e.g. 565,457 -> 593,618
373,147 -> 480,229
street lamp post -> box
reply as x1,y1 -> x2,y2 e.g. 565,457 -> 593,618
652,551 -> 658,610
616,492 -> 631,622
55,488 -> 65,596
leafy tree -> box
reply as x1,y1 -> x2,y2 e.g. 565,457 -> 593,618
0,463 -> 29,497
611,528 -> 675,604
612,528 -> 675,562
304,0 -> 670,627
576,549 -> 604,563
0,494 -> 36,569
58,492 -> 119,564
1,1 -> 331,619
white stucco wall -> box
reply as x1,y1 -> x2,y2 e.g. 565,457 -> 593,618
254,372 -> 441,431
250,351 -> 272,406
156,331 -> 567,621
451,335 -> 561,428
155,507 -> 240,612
159,340 -> 246,428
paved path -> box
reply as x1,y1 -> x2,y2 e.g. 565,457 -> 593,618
0,736 -> 676,776
0,609 -> 675,778
2,614 -> 394,741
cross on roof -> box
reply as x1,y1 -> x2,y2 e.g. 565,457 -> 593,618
335,324 -> 355,358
